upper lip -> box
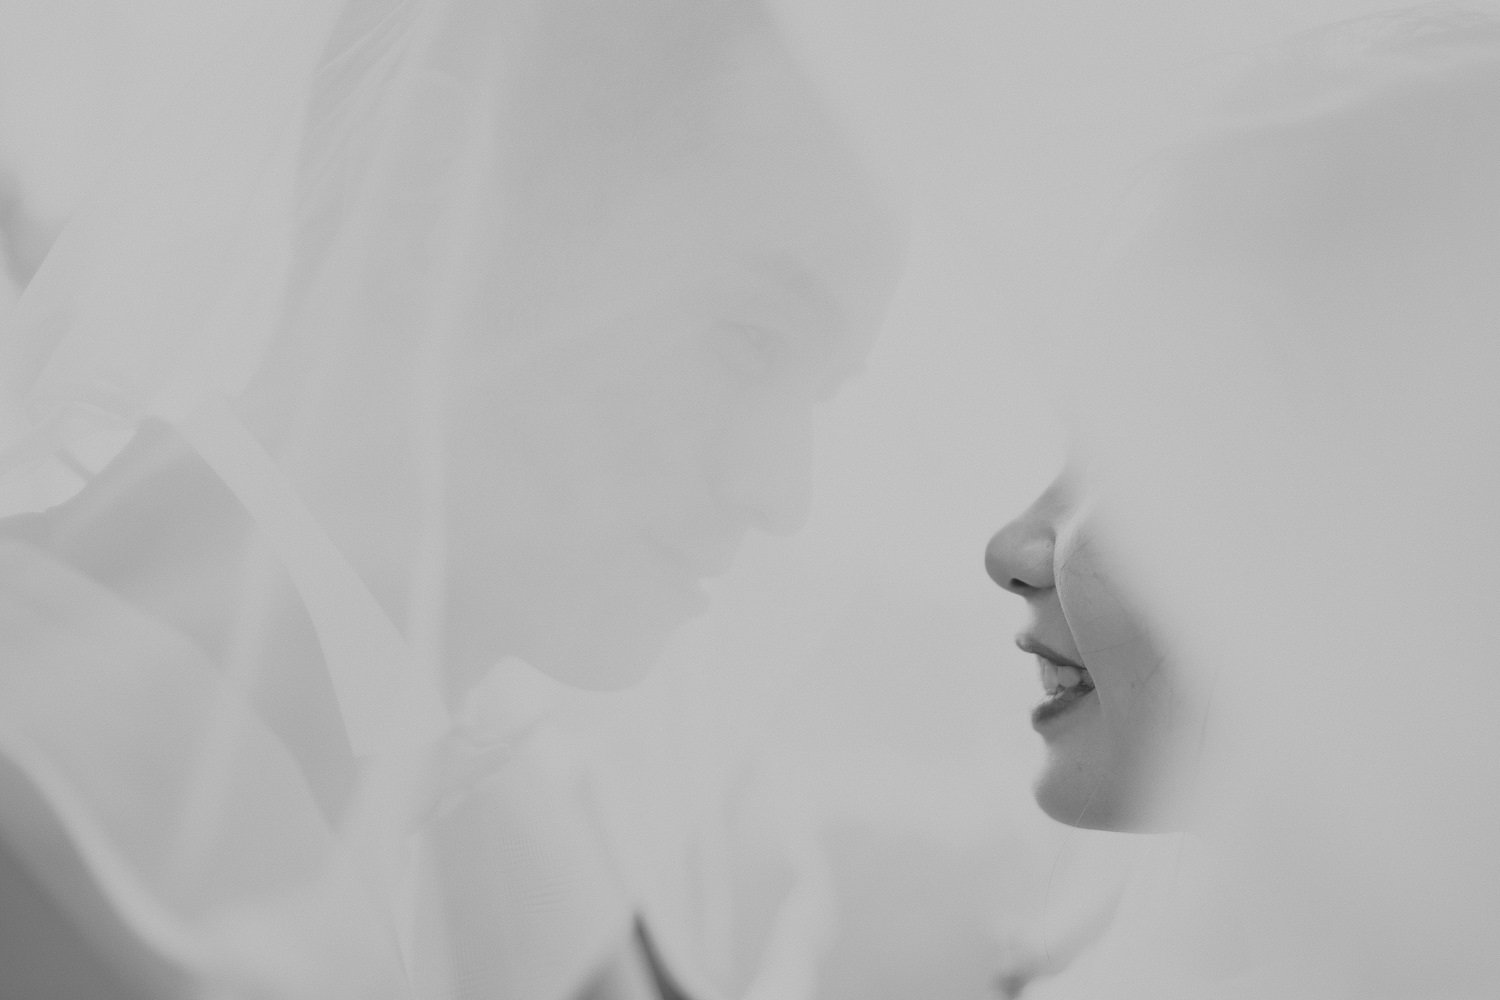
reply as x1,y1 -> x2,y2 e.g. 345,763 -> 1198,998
1016,634 -> 1086,670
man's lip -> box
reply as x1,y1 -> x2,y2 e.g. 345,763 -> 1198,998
1016,635 -> 1086,671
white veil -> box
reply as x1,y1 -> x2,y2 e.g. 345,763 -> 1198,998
0,1 -> 899,997
1056,6 -> 1500,996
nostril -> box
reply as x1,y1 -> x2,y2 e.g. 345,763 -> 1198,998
985,533 -> 1051,594
988,483 -> 1064,594
985,543 -> 1019,590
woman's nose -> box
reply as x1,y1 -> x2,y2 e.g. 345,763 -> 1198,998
986,509 -> 1056,596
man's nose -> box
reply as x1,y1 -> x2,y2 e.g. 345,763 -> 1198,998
986,509 -> 1056,595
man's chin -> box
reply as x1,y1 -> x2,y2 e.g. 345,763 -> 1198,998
520,622 -> 673,691
476,569 -> 708,690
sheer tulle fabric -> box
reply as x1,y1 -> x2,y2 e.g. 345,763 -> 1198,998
0,1 -> 871,997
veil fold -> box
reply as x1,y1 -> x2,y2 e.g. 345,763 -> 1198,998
0,2 -> 884,997
2,0 -> 470,759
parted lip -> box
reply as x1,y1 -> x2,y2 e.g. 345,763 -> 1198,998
1016,634 -> 1086,671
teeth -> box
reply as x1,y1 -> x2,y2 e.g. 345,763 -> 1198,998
1056,665 -> 1085,690
1039,659 -> 1060,693
1038,656 -> 1093,696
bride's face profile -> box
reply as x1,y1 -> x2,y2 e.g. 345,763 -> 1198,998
987,474 -> 1194,831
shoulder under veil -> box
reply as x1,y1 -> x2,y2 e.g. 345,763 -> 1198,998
0,1 -> 891,997
1054,6 -> 1500,997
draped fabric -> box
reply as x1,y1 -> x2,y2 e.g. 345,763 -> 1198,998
0,527 -> 412,999
0,0 -> 898,997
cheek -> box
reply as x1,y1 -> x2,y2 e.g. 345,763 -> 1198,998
587,337 -> 749,475
1056,553 -> 1171,745
518,342 -> 749,525
448,321 -> 781,553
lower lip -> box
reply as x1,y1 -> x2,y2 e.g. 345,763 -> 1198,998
1031,684 -> 1097,731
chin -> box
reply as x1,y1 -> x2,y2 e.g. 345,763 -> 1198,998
1034,759 -> 1186,833
517,608 -> 681,691
473,560 -> 702,689
1036,789 -> 1142,833
1035,773 -> 1125,831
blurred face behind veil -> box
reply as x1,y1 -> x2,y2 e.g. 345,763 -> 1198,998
231,0 -> 902,693
0,4 -> 897,990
